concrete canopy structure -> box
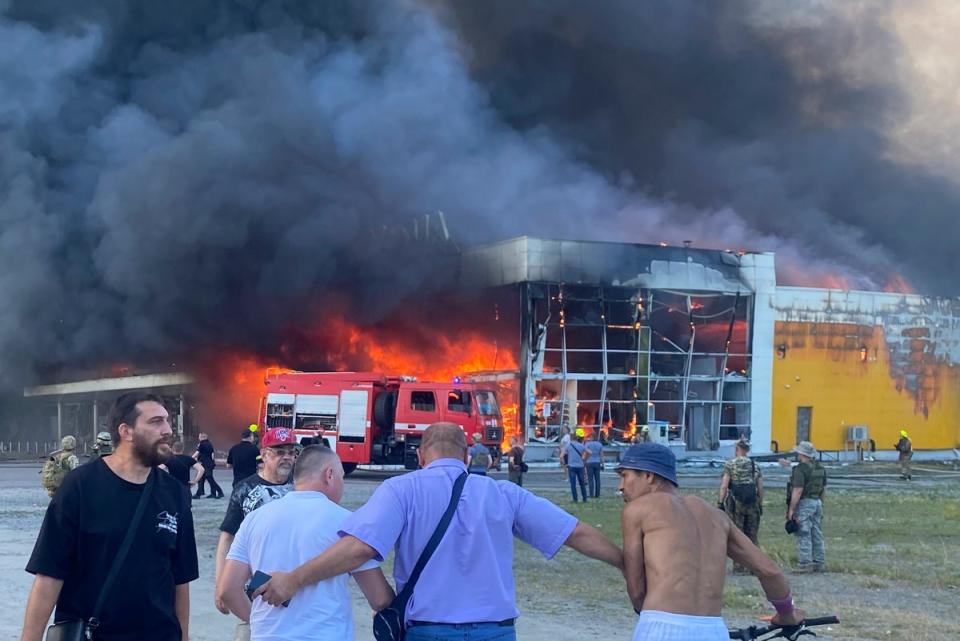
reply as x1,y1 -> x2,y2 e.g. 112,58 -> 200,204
22,372 -> 195,443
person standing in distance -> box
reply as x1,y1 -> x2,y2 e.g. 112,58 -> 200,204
227,429 -> 261,489
89,431 -> 114,459
563,428 -> 590,503
718,439 -> 763,571
20,392 -> 198,641
787,441 -> 827,573
162,441 -> 206,501
193,431 -> 224,499
40,436 -> 80,498
585,432 -> 604,498
894,429 -> 913,481
506,436 -> 526,486
214,428 -> 297,639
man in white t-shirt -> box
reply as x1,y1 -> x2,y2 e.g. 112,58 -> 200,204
218,446 -> 394,640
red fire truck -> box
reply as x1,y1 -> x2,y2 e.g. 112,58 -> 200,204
258,371 -> 504,474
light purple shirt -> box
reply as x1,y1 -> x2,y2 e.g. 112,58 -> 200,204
340,458 -> 578,624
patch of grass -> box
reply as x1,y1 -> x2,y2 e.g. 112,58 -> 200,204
511,480 -> 960,639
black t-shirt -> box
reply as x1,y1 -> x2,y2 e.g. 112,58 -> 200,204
226,441 -> 259,484
219,473 -> 293,535
26,459 -> 198,641
196,439 -> 215,469
164,455 -> 197,487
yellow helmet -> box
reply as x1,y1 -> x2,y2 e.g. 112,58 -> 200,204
575,428 -> 585,438
900,429 -> 909,438
249,424 -> 259,433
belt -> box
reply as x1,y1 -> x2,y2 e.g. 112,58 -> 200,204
408,619 -> 515,628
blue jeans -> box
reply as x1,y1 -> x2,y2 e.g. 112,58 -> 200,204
406,622 -> 516,641
568,466 -> 587,501
586,463 -> 602,497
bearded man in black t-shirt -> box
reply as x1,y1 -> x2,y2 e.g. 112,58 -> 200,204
21,392 -> 199,641
213,427 -> 296,629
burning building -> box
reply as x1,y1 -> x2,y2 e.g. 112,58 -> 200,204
13,236 -> 960,460
463,237 -> 960,458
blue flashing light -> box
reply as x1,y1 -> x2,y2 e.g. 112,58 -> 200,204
452,376 -> 462,385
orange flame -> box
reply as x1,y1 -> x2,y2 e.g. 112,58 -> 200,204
192,316 -> 520,447
883,274 -> 916,294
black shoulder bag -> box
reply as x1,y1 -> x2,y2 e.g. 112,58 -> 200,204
46,469 -> 156,641
373,472 -> 468,641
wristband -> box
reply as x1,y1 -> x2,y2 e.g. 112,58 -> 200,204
769,592 -> 794,617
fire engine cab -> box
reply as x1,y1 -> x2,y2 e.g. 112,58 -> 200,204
259,371 -> 504,473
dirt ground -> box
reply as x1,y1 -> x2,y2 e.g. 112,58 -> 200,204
2,461 -> 958,640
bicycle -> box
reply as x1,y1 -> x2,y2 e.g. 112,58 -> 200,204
728,615 -> 840,640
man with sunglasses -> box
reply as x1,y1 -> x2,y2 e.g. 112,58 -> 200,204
214,428 -> 297,640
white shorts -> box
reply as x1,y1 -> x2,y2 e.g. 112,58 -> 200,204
633,610 -> 728,641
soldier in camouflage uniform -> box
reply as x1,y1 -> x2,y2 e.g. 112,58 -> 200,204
718,439 -> 763,571
40,435 -> 80,497
89,431 -> 114,459
787,441 -> 827,572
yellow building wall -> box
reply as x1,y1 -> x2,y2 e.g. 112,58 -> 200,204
771,321 -> 960,451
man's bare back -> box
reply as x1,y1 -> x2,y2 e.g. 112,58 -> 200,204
623,492 -> 731,616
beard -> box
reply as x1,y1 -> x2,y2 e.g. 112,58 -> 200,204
276,460 -> 294,480
133,431 -> 173,467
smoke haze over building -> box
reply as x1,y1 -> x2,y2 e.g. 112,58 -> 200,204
1,0 -> 958,387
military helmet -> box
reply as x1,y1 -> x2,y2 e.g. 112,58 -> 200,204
96,431 -> 112,443
61,435 -> 76,450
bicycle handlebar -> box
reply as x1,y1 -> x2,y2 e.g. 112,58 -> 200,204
728,615 -> 840,640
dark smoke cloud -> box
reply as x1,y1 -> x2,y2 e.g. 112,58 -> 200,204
440,0 -> 960,290
0,0 -> 629,386
0,0 -> 956,388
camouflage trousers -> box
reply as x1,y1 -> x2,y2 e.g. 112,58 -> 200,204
795,498 -> 825,566
726,500 -> 761,572
726,500 -> 761,545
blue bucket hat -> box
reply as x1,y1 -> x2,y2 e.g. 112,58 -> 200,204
617,443 -> 678,486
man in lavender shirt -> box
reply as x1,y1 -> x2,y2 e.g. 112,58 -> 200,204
254,422 -> 624,641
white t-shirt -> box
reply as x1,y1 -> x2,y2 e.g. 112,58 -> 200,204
227,491 -> 379,641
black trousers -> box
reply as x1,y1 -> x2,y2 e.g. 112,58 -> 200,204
195,466 -> 224,497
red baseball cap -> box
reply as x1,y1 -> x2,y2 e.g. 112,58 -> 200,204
260,428 -> 297,448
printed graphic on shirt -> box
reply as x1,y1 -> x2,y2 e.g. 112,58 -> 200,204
156,511 -> 178,535
241,483 -> 290,515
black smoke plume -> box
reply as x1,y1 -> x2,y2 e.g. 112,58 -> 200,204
0,0 -> 956,388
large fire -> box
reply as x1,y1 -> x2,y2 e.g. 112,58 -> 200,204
193,316 -> 520,447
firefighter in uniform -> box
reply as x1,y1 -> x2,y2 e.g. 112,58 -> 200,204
89,431 -> 114,459
718,439 -> 763,572
894,429 -> 913,480
787,441 -> 827,572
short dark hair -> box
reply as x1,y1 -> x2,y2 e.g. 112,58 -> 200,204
108,392 -> 165,444
241,429 -> 254,440
293,445 -> 339,484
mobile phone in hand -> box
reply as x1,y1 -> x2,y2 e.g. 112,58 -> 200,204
244,570 -> 290,607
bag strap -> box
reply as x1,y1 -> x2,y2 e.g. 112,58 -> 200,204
394,472 -> 468,608
88,468 -> 156,630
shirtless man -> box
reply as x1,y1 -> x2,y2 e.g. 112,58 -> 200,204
618,443 -> 803,641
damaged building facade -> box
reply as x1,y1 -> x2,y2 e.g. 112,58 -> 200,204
463,237 -> 777,457
464,237 -> 960,457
